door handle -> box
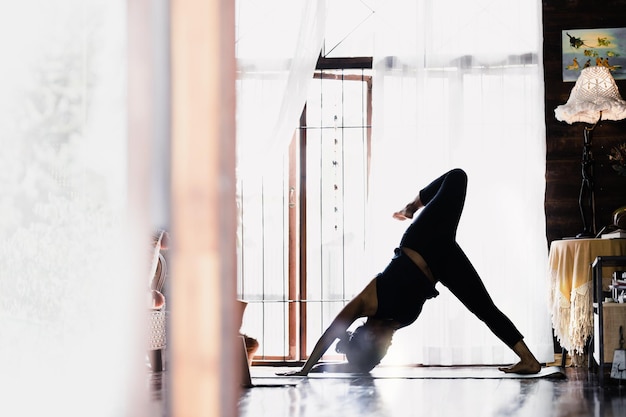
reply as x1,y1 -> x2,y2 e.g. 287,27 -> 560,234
289,187 -> 296,208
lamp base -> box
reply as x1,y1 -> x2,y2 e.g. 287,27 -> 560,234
562,231 -> 596,240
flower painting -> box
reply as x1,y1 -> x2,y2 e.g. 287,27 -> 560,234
562,28 -> 626,81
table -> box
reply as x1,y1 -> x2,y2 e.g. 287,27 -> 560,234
547,238 -> 626,356
591,256 -> 626,386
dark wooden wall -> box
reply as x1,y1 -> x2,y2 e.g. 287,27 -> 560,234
543,0 -> 626,245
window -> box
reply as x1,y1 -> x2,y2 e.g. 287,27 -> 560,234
237,58 -> 372,361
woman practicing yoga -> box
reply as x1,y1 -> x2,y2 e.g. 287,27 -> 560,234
279,168 -> 541,376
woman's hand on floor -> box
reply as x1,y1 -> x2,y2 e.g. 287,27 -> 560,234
276,369 -> 308,377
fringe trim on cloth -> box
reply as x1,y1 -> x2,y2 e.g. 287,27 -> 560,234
550,268 -> 571,350
568,281 -> 593,354
549,270 -> 593,354
550,289 -> 572,351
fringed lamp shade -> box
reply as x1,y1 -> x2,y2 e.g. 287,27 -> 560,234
555,66 -> 626,124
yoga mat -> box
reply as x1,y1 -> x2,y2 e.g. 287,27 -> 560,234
254,366 -> 566,380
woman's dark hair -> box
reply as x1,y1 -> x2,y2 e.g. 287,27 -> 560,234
335,325 -> 389,373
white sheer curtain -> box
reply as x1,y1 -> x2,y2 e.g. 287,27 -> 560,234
367,0 -> 554,365
235,0 -> 325,179
0,1 -> 147,416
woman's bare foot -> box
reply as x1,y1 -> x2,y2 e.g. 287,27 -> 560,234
499,340 -> 541,374
498,360 -> 541,374
393,201 -> 420,220
393,208 -> 413,220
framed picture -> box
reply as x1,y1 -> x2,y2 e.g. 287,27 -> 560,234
561,27 -> 626,81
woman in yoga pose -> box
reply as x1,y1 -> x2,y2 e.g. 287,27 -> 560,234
279,168 -> 541,376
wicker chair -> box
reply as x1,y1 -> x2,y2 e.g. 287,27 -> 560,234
148,231 -> 168,372
236,300 -> 259,364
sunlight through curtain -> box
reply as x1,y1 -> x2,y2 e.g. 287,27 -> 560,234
0,1 -> 146,416
367,0 -> 554,365
234,0 -> 326,358
235,0 -> 326,179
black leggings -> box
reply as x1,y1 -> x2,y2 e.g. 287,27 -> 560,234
400,169 -> 523,348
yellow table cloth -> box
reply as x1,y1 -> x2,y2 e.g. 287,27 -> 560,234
548,238 -> 626,354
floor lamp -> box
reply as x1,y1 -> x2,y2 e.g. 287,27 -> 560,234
555,66 -> 626,238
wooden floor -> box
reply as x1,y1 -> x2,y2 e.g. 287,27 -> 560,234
148,359 -> 626,417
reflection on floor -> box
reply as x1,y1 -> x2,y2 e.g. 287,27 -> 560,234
149,363 -> 626,417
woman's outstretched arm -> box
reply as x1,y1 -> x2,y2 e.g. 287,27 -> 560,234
277,279 -> 378,376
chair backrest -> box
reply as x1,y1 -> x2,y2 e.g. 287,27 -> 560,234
151,254 -> 167,292
149,230 -> 168,291
239,335 -> 253,387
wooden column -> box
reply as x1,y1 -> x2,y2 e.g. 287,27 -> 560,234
170,0 -> 237,416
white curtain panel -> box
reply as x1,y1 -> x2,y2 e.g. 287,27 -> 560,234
235,0 -> 326,179
367,0 -> 554,365
0,1 -> 145,416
